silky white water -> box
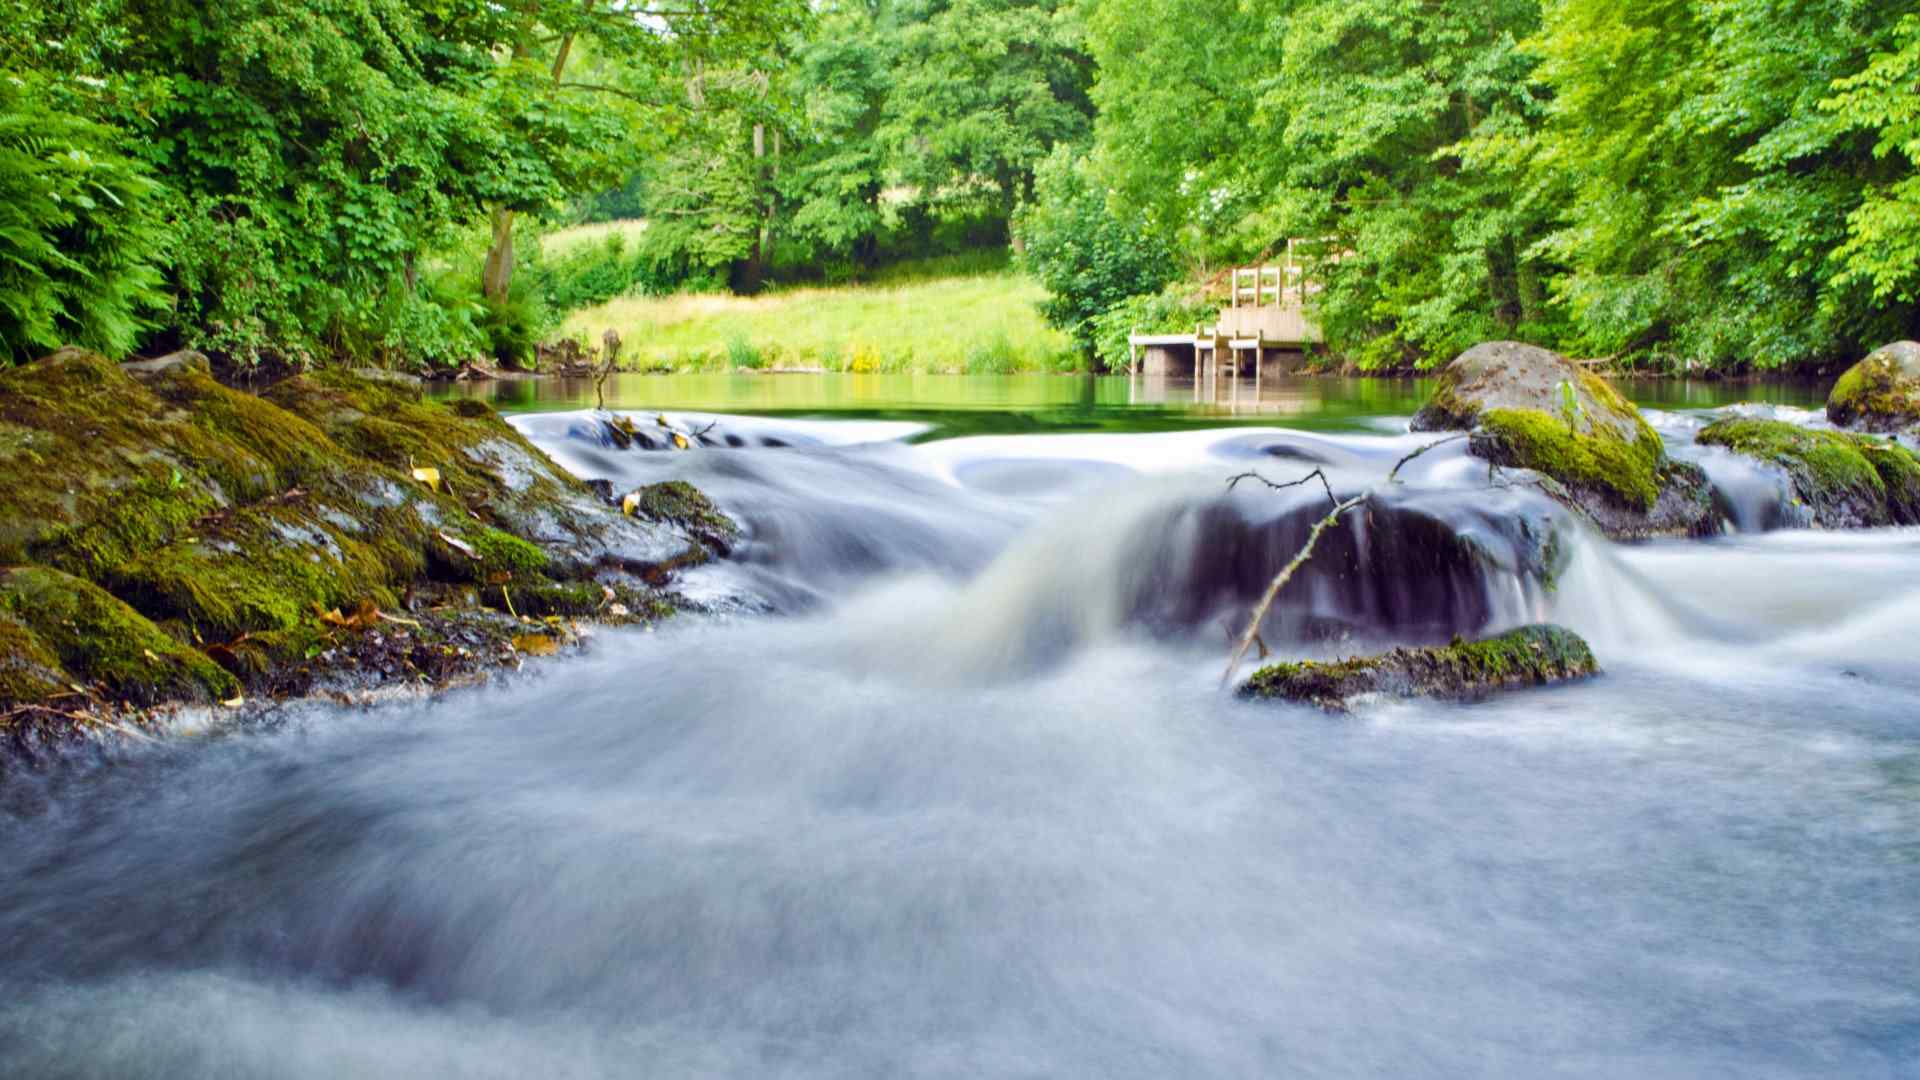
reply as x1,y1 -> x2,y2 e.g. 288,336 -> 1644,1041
1,407 -> 1916,1077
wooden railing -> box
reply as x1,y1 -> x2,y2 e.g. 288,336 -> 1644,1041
1229,238 -> 1336,308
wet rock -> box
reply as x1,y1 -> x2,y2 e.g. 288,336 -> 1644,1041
0,351 -> 736,719
1239,624 -> 1599,711
1826,341 -> 1920,436
1132,486 -> 1574,646
1697,417 -> 1920,528
1411,341 -> 1713,540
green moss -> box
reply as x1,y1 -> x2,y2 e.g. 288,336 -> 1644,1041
0,612 -> 71,705
472,527 -> 548,574
1864,440 -> 1920,525
1240,624 -> 1598,711
627,480 -> 739,551
1695,417 -> 1915,527
1698,418 -> 1882,495
1828,350 -> 1920,430
1475,407 -> 1664,511
0,566 -> 237,705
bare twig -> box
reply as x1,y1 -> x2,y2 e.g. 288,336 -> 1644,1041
1221,492 -> 1369,688
1226,467 -> 1339,510
1387,433 -> 1467,483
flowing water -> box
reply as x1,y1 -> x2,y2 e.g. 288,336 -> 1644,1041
4,374 -> 1918,1078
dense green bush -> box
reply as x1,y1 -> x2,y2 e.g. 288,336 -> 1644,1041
1015,147 -> 1177,354
0,77 -> 168,363
537,234 -> 663,311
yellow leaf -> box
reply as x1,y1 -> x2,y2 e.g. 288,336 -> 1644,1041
411,466 -> 442,492
655,413 -> 671,428
142,648 -> 161,663
512,633 -> 558,657
220,694 -> 245,708
671,432 -> 689,450
622,491 -> 641,516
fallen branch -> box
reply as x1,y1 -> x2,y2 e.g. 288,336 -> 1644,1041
1387,433 -> 1467,483
1226,467 -> 1339,510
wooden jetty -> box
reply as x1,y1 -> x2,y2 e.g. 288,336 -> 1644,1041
1128,243 -> 1325,396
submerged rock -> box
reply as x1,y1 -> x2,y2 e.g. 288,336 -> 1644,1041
1127,485 -> 1574,647
1238,624 -> 1599,711
1696,417 -> 1920,528
0,351 -> 738,722
1826,341 -> 1920,436
1410,342 -> 1713,540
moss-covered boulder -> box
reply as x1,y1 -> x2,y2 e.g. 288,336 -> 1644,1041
1238,624 -> 1598,712
0,350 -> 739,717
1410,342 -> 1713,540
1826,341 -> 1920,436
0,566 -> 238,706
1697,417 -> 1920,528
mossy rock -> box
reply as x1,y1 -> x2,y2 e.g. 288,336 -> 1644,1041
1239,624 -> 1598,712
0,566 -> 238,706
0,353 -> 720,713
624,481 -> 740,555
1410,341 -> 1711,539
1827,341 -> 1920,435
1697,417 -> 1920,528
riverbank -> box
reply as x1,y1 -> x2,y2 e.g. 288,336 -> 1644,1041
0,351 -> 736,761
557,256 -> 1077,375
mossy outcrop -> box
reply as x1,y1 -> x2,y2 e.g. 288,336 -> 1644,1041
1238,624 -> 1599,712
1827,341 -> 1920,436
0,350 -> 738,723
1697,417 -> 1920,528
1410,342 -> 1713,539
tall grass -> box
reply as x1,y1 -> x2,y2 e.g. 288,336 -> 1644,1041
559,260 -> 1078,374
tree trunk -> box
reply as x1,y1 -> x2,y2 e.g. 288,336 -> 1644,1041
482,205 -> 515,303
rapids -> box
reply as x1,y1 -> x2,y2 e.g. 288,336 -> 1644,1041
2,401 -> 1917,1077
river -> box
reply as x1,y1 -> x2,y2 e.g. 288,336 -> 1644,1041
2,373 -> 1916,1077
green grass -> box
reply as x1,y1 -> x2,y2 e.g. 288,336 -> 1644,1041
559,258 -> 1077,374
541,219 -> 649,260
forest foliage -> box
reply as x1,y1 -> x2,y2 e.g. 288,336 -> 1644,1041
2,0 -> 1918,372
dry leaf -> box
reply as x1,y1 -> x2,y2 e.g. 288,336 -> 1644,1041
142,648 -> 161,663
671,432 -> 689,451
512,633 -> 559,657
220,694 -> 245,708
411,465 -> 442,492
655,413 -> 671,428
437,530 -> 477,558
621,491 -> 641,516
608,602 -> 630,617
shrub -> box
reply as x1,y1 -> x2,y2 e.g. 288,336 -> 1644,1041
1015,147 -> 1178,354
0,77 -> 168,363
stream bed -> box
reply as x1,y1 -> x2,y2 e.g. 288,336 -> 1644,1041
1,376 -> 1916,1077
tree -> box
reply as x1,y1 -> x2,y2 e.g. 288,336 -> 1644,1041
879,0 -> 1093,239
1015,146 -> 1174,357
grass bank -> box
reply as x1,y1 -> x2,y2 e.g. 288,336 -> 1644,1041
557,253 -> 1077,374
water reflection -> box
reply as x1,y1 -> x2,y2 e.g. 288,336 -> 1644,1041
439,370 -> 1831,438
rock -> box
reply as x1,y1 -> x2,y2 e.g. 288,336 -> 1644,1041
1238,624 -> 1599,711
1131,486 -> 1574,646
120,349 -> 211,377
1826,341 -> 1920,436
0,566 -> 239,706
1410,341 -> 1714,540
1697,417 -> 1920,528
0,351 -> 737,715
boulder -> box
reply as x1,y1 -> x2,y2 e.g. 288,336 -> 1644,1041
1410,342 -> 1714,540
1696,417 -> 1920,528
1238,624 -> 1599,711
1826,341 -> 1920,436
0,352 -> 737,713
